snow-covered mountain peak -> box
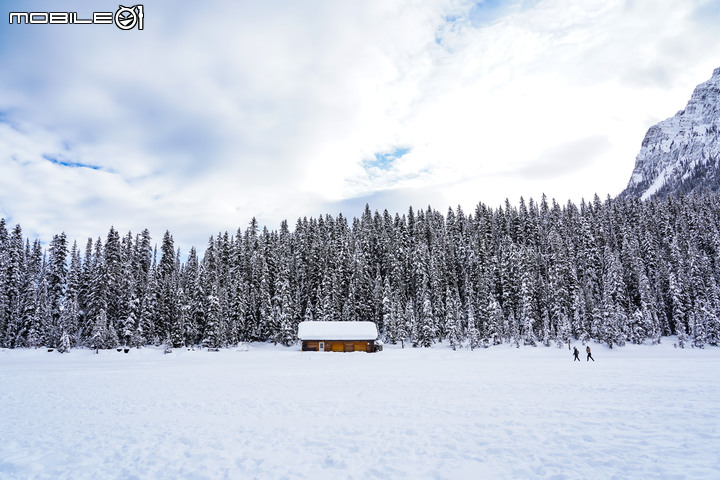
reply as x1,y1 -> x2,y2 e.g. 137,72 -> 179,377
621,67 -> 720,199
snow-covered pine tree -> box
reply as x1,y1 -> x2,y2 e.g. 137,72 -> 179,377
703,304 -> 720,347
141,284 -> 157,346
381,277 -> 396,343
34,251 -> 50,348
547,228 -> 573,347
401,300 -> 414,349
155,231 -> 179,343
120,287 -> 139,347
59,297 -> 79,350
463,279 -> 480,350
540,311 -> 552,347
103,227 -> 123,338
429,248 -> 447,342
58,328 -> 72,353
169,286 -> 186,348
203,284 -> 221,349
64,241 -> 83,345
265,284 -> 287,345
413,274 -> 436,348
90,308 -> 108,350
697,251 -> 720,346
637,269 -> 661,344
256,256 -> 272,341
484,296 -> 502,346
445,286 -> 463,350
278,306 -> 295,346
602,248 -> 629,348
689,309 -> 706,348
270,262 -> 295,345
45,233 -> 68,348
0,219 -> 9,348
182,248 -> 202,346
467,298 -> 481,350
669,272 -> 687,348
498,237 -> 519,326
519,248 -> 537,347
508,309 -> 520,348
4,225 -> 25,347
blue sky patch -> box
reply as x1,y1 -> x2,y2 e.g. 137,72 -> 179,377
436,1 -> 510,47
364,147 -> 411,172
43,154 -> 102,171
440,1 -> 540,32
468,0 -> 506,27
0,110 -> 20,129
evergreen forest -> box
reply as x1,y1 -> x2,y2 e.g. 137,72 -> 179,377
1,191 -> 719,352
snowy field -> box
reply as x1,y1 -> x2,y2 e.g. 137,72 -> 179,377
1,341 -> 719,480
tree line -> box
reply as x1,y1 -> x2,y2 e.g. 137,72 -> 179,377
1,191 -> 719,352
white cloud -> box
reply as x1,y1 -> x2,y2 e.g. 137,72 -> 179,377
0,0 -> 719,250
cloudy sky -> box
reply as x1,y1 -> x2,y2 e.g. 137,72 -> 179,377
1,0 -> 719,253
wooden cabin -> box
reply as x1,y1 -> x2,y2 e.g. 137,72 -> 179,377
298,321 -> 379,352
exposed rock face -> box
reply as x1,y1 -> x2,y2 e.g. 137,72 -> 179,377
621,67 -> 720,200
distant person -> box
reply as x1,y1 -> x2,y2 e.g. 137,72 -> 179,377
573,346 -> 580,361
586,345 -> 595,362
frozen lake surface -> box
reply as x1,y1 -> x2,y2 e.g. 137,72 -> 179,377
1,341 -> 719,479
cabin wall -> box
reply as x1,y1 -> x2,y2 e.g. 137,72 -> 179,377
301,340 -> 375,353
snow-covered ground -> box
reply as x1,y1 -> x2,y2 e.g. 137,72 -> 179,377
1,341 -> 719,480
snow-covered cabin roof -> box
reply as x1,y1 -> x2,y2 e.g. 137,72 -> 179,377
297,321 -> 378,341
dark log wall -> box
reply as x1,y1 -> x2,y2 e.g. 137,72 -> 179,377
301,340 -> 375,352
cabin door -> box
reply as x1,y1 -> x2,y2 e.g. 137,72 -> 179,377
319,342 -> 325,352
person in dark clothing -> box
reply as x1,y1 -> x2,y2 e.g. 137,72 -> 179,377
573,347 -> 580,361
586,345 -> 595,361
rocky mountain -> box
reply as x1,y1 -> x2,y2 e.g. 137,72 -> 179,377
621,67 -> 720,200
